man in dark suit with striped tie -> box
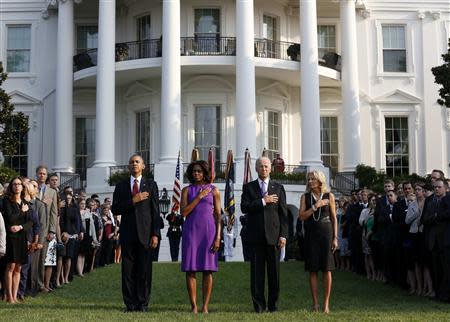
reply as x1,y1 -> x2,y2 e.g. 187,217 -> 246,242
241,156 -> 288,313
112,154 -> 161,312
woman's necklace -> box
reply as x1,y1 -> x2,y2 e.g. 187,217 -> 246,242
311,192 -> 323,222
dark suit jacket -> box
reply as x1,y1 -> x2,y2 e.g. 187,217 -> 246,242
240,179 -> 288,246
112,178 -> 160,249
421,193 -> 441,251
436,192 -> 450,248
373,195 -> 392,241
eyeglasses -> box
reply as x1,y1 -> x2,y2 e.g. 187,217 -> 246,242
12,183 -> 23,186
192,169 -> 203,173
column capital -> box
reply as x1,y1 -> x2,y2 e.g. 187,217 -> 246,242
430,11 -> 441,20
417,11 -> 426,20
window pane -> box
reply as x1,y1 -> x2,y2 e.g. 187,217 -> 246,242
263,15 -> 277,40
137,15 -> 151,40
4,116 -> 28,177
7,25 -> 31,72
382,25 -> 406,72
195,105 -> 221,164
317,25 -> 336,58
320,116 -> 339,173
135,111 -> 150,165
385,117 -> 409,177
75,118 -> 95,181
77,26 -> 98,51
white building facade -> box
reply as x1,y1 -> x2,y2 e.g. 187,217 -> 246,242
1,0 -> 450,198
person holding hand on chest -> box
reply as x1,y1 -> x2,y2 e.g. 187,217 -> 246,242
112,154 -> 160,312
299,170 -> 338,314
180,160 -> 221,314
241,156 -> 288,313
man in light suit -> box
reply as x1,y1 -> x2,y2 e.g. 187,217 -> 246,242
241,156 -> 288,313
35,165 -> 58,292
112,154 -> 160,312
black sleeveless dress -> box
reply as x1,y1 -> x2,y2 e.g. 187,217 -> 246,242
304,192 -> 335,272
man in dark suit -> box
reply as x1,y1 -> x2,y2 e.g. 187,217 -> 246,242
241,156 -> 288,313
422,177 -> 448,301
112,154 -> 160,312
437,184 -> 450,302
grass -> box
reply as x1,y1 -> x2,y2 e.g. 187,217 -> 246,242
1,262 -> 449,321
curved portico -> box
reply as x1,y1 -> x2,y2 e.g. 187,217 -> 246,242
52,0 -> 361,189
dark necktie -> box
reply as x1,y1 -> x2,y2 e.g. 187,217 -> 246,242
132,179 -> 139,196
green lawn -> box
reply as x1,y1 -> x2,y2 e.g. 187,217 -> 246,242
1,262 -> 449,321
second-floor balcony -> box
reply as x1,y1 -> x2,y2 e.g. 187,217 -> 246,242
73,37 -> 341,73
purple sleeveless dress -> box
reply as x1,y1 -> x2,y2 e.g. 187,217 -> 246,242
181,184 -> 218,272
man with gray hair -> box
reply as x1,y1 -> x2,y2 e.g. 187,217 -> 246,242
241,156 -> 288,313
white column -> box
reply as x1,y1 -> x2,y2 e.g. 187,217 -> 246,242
300,0 -> 322,168
340,0 -> 361,171
160,0 -> 181,164
93,0 -> 116,168
236,0 -> 257,162
54,0 -> 74,172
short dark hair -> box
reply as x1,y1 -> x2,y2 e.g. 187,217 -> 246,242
186,160 -> 210,184
402,181 -> 413,189
431,169 -> 445,179
35,165 -> 48,174
48,173 -> 59,179
434,178 -> 448,187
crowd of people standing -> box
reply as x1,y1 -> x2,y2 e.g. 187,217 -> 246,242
0,158 -> 449,314
330,169 -> 450,303
0,166 -> 122,303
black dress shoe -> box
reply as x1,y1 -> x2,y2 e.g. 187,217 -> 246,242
136,306 -> 149,312
268,306 -> 278,312
123,307 -> 135,313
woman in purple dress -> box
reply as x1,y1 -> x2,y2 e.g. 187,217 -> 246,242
180,160 -> 221,314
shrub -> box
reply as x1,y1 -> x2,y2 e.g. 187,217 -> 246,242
0,165 -> 19,185
107,169 -> 154,186
355,163 -> 428,194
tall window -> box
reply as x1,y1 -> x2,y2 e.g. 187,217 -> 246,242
195,105 -> 221,166
76,25 -> 98,53
136,111 -> 151,165
263,15 -> 277,58
317,25 -> 336,59
385,117 -> 409,177
382,25 -> 406,72
7,25 -> 31,72
4,116 -> 28,177
320,117 -> 339,173
136,15 -> 152,58
266,111 -> 280,161
75,118 -> 95,181
194,8 -> 220,52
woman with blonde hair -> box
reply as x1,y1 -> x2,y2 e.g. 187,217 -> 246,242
299,170 -> 338,313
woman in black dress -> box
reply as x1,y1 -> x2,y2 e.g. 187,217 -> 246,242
299,170 -> 338,314
3,177 -> 33,304
60,192 -> 83,284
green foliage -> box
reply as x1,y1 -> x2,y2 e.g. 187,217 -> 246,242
270,171 -> 306,184
355,163 -> 428,194
0,62 -> 29,156
431,39 -> 450,108
2,262 -> 449,321
107,169 -> 154,186
0,165 -> 19,184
